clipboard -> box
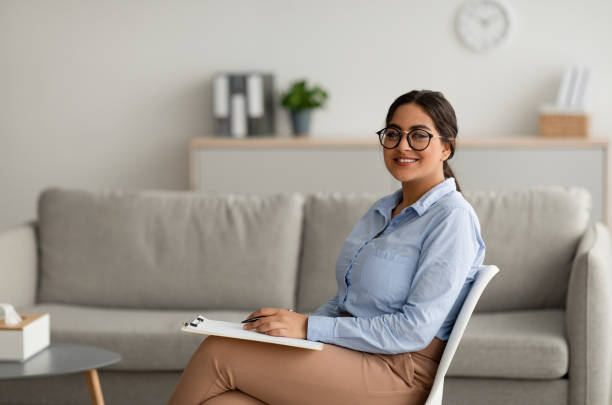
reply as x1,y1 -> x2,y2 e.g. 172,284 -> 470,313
181,315 -> 324,351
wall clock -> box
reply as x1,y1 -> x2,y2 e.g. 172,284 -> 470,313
455,0 -> 512,52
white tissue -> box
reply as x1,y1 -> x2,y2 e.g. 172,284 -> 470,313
0,303 -> 23,325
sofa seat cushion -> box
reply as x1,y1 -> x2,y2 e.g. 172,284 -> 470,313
448,309 -> 568,379
19,305 -> 567,379
18,303 -> 253,371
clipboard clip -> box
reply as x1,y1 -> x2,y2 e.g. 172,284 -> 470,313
184,315 -> 205,327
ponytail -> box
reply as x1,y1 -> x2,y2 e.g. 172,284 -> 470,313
443,160 -> 462,193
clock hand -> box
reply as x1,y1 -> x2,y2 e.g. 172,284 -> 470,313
480,14 -> 502,29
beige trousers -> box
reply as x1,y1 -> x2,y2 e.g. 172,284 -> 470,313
167,314 -> 446,405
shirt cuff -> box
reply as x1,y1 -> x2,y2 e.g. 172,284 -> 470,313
306,315 -> 336,342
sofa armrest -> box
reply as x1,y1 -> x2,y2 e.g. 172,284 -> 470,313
566,222 -> 612,405
0,220 -> 38,307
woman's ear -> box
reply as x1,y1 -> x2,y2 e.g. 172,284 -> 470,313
441,143 -> 452,162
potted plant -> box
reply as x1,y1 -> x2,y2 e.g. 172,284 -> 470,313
280,79 -> 328,135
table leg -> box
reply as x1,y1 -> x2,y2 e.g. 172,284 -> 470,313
84,369 -> 105,405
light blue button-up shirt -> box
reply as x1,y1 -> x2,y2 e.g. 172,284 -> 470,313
306,177 -> 486,354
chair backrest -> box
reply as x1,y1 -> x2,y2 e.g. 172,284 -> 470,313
424,264 -> 500,405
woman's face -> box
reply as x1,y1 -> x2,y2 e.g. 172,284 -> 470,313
382,103 -> 451,186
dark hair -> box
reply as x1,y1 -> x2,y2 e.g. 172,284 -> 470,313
385,89 -> 462,193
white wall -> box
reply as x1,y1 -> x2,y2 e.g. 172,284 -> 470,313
1,0 -> 611,230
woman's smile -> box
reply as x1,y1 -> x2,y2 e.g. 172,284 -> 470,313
394,155 -> 420,166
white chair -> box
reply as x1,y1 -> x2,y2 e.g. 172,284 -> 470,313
424,264 -> 500,405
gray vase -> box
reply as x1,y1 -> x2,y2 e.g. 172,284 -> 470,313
290,110 -> 311,135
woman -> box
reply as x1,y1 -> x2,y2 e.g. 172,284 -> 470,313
167,89 -> 486,405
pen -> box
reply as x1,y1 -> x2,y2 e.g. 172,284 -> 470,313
241,309 -> 293,324
241,315 -> 267,324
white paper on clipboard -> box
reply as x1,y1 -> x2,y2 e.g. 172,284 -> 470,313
181,315 -> 324,351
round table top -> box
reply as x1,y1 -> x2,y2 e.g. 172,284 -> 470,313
0,343 -> 121,380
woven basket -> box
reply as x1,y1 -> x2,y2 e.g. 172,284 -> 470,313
539,113 -> 589,137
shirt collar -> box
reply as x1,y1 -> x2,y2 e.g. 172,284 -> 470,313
375,177 -> 457,219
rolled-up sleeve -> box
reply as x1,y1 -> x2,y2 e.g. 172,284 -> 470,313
306,207 -> 482,354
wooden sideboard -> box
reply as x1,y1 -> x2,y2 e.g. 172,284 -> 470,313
189,135 -> 610,227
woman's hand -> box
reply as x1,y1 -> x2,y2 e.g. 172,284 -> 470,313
242,308 -> 308,339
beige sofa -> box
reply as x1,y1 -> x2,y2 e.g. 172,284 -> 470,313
0,185 -> 610,405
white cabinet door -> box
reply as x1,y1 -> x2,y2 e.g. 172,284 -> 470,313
450,147 -> 606,224
192,137 -> 609,226
195,147 -> 394,195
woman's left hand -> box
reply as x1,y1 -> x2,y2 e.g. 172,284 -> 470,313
242,308 -> 308,339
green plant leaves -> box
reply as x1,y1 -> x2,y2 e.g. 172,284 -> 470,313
281,80 -> 328,111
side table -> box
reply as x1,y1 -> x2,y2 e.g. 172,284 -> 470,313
0,343 -> 121,405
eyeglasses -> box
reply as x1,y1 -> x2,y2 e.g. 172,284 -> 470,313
376,127 -> 442,150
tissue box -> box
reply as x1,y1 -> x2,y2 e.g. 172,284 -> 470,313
0,314 -> 50,362
539,112 -> 590,138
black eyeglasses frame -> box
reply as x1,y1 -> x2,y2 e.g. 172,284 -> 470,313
375,127 -> 443,150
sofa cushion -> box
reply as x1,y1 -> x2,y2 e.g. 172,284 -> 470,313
37,188 -> 304,310
448,309 -> 568,379
297,187 -> 591,313
463,186 -> 590,311
18,304 -> 568,379
296,192 -> 382,313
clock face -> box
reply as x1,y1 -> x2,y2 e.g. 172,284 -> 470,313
455,0 -> 511,52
